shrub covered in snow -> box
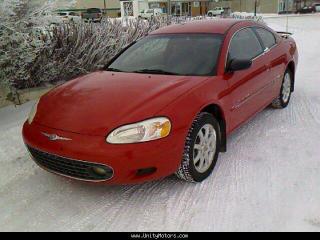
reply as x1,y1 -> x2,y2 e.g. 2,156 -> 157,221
0,9 -> 198,98
230,12 -> 265,23
27,18 -> 168,90
0,0 -> 75,102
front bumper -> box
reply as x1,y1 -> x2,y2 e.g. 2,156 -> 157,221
22,122 -> 185,184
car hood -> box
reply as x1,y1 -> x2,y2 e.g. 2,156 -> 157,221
35,71 -> 208,136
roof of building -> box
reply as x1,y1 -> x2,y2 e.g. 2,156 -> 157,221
150,19 -> 248,35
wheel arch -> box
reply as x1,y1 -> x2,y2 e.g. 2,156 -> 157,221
287,61 -> 296,92
200,104 -> 227,152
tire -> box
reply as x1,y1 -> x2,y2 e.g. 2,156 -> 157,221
208,13 -> 213,17
271,69 -> 293,109
176,113 -> 221,183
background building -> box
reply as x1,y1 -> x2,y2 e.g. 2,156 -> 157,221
210,0 -> 286,14
56,0 -> 320,18
70,0 -> 320,18
76,0 -> 121,17
209,0 -> 320,14
121,0 -> 210,17
150,0 -> 209,16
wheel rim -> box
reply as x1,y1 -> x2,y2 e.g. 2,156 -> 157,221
193,124 -> 217,173
282,73 -> 291,103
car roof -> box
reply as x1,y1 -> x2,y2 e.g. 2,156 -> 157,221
150,19 -> 251,35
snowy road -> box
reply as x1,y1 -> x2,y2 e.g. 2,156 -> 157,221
0,16 -> 320,232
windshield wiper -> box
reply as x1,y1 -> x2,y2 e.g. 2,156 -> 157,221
133,69 -> 179,76
105,67 -> 124,73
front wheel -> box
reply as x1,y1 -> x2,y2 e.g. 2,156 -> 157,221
271,70 -> 293,109
176,113 -> 221,182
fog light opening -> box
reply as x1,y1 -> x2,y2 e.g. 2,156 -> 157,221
136,167 -> 157,177
91,167 -> 108,177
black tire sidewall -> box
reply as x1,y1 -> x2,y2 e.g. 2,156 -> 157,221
187,114 -> 221,182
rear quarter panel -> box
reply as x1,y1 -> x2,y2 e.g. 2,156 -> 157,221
275,35 -> 299,90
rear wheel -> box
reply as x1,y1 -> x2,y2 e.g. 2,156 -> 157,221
271,70 -> 293,109
208,13 -> 213,17
176,113 -> 221,182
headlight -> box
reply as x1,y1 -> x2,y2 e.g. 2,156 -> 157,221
106,117 -> 171,144
27,100 -> 40,124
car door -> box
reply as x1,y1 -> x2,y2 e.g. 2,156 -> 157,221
254,27 -> 285,101
224,27 -> 270,131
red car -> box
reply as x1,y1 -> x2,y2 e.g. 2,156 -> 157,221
23,20 -> 298,184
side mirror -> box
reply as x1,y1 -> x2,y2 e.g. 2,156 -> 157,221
227,59 -> 252,73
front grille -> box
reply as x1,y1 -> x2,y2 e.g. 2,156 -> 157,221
27,146 -> 113,181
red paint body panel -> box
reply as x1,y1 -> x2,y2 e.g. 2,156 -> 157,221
22,20 -> 298,184
23,121 -> 185,184
150,19 -> 240,35
34,72 -> 208,136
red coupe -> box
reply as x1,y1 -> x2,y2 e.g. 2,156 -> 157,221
23,19 -> 298,184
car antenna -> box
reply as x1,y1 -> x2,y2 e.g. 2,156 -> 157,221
286,0 -> 289,32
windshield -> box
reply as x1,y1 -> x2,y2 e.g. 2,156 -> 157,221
107,34 -> 223,76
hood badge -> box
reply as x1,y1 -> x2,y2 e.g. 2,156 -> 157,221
42,132 -> 72,141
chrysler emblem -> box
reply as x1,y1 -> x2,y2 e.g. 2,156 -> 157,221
42,132 -> 72,141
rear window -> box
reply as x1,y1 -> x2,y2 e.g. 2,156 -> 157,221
87,8 -> 101,13
255,28 -> 277,49
69,12 -> 79,16
58,12 -> 67,16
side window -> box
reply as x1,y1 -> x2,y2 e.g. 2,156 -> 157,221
229,28 -> 264,61
255,28 -> 277,49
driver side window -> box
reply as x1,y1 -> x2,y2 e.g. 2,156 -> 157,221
228,28 -> 263,61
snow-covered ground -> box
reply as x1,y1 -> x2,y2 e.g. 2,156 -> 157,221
0,16 -> 320,232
